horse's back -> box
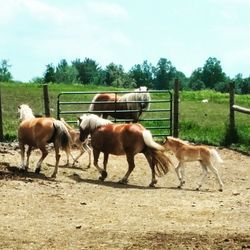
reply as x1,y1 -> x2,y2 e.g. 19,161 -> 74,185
91,123 -> 145,155
18,117 -> 55,146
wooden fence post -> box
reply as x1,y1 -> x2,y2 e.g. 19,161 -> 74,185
0,86 -> 3,141
173,78 -> 179,138
229,82 -> 235,134
43,84 -> 50,117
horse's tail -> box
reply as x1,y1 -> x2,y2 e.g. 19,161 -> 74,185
210,149 -> 223,164
148,149 -> 172,177
142,130 -> 165,151
53,120 -> 71,153
89,94 -> 100,111
60,117 -> 74,131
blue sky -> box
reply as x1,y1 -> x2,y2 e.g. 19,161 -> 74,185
1,0 -> 250,82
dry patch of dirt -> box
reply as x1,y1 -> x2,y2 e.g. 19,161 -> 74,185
0,142 -> 250,249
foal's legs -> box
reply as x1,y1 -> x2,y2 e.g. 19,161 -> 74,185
207,162 -> 223,191
196,162 -> 208,191
119,153 -> 135,184
175,162 -> 185,188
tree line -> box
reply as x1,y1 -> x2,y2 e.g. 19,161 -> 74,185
1,57 -> 250,94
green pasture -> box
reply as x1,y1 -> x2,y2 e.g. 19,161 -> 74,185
0,83 -> 249,153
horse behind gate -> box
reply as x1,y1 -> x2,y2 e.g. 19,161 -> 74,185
17,104 -> 71,178
78,114 -> 172,187
88,86 -> 151,122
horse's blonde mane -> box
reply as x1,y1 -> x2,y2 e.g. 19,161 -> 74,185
89,94 -> 100,111
79,114 -> 112,132
118,90 -> 151,111
18,104 -> 35,121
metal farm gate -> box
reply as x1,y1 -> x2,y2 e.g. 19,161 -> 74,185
57,90 -> 173,139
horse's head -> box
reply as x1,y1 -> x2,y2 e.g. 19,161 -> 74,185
135,87 -> 151,111
78,114 -> 112,141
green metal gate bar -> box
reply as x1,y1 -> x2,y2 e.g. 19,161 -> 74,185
57,90 -> 172,138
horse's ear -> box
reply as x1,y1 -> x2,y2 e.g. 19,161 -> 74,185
77,116 -> 82,125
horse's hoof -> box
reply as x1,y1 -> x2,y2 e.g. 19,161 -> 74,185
101,170 -> 107,179
149,183 -> 156,188
99,176 -> 105,181
219,188 -> 223,192
177,185 -> 182,189
118,179 -> 128,185
35,168 -> 41,174
51,174 -> 56,179
196,187 -> 200,191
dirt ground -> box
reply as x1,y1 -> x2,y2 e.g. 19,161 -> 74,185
0,142 -> 249,250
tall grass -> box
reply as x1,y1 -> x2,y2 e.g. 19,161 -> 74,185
1,83 -> 249,153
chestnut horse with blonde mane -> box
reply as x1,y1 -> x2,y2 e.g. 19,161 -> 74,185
78,114 -> 172,187
164,136 -> 224,191
89,86 -> 150,122
18,104 -> 71,178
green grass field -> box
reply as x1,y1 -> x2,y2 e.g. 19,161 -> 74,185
1,83 -> 249,153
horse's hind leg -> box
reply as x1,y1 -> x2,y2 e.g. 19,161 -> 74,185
143,151 -> 157,187
51,146 -> 61,178
19,142 -> 26,170
207,162 -> 223,191
196,162 -> 208,191
35,146 -> 48,174
25,146 -> 33,170
118,153 -> 135,184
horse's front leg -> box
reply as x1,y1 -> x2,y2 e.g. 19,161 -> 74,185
93,149 -> 107,181
118,153 -> 135,184
99,153 -> 109,181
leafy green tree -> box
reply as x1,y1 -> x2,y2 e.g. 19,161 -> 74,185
0,59 -> 12,82
129,60 -> 153,88
44,64 -> 56,83
104,63 -> 123,86
201,57 -> 226,89
188,68 -> 205,90
103,63 -> 135,88
55,59 -> 78,84
153,58 -> 176,90
72,58 -> 101,84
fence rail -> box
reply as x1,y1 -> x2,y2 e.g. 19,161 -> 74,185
57,89 -> 173,138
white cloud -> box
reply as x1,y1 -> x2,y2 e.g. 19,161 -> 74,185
86,1 -> 129,20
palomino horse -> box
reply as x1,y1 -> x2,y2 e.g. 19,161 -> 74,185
18,104 -> 71,178
89,86 -> 151,122
78,114 -> 172,187
60,118 -> 91,167
163,136 -> 224,191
